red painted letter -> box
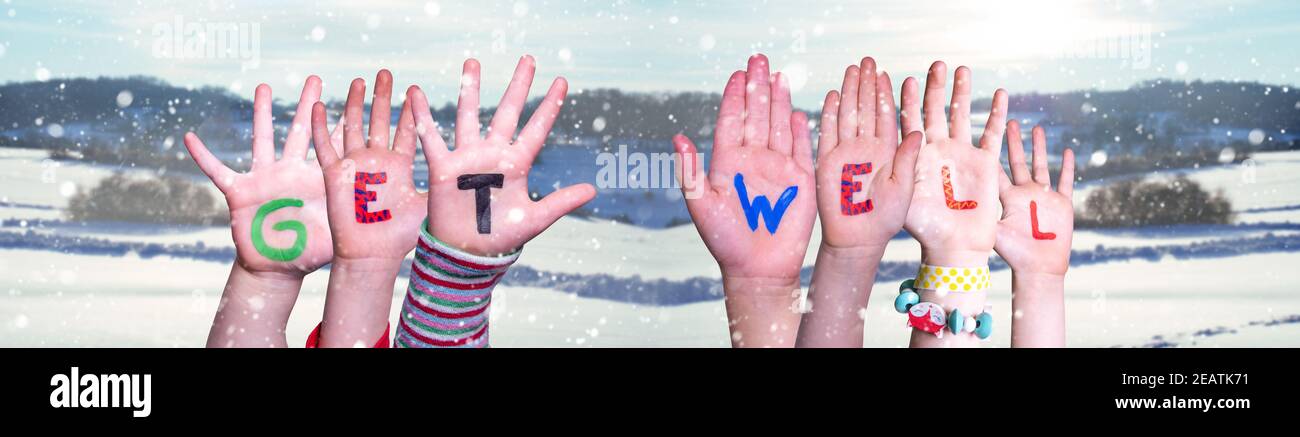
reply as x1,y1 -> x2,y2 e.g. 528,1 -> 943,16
1030,200 -> 1056,240
354,172 -> 393,224
942,166 -> 977,210
840,163 -> 873,215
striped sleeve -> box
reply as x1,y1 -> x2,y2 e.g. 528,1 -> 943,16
394,222 -> 520,348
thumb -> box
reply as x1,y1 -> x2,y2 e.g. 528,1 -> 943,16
673,134 -> 710,204
891,131 -> 922,183
310,102 -> 340,169
532,183 -> 597,235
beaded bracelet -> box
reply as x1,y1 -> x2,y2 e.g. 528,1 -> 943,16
893,279 -> 993,340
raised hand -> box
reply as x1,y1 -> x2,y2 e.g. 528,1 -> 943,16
311,70 -> 428,263
796,57 -> 921,348
816,57 -> 922,250
184,77 -> 333,347
309,70 -> 429,347
186,78 -> 334,275
997,123 -> 1074,347
408,55 -> 595,256
901,62 -> 1007,267
995,123 -> 1074,275
673,54 -> 816,347
899,62 -> 1008,348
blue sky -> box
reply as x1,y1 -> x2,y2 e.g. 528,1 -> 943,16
1,0 -> 1297,109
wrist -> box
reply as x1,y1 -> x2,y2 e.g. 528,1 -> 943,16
720,275 -> 802,348
331,256 -> 406,273
318,257 -> 403,348
1010,270 -> 1066,348
721,274 -> 800,293
907,287 -> 988,349
228,263 -> 305,303
808,241 -> 884,300
206,264 -> 303,348
1010,269 -> 1065,284
919,247 -> 991,267
909,259 -> 989,334
426,220 -> 521,258
394,222 -> 518,348
794,243 -> 885,348
1009,267 -> 1067,282
818,241 -> 887,266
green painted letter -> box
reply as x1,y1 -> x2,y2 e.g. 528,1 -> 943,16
251,198 -> 307,261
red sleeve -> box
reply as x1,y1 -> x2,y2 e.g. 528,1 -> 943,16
305,323 -> 390,348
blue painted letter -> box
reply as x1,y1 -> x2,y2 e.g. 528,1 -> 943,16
734,173 -> 798,235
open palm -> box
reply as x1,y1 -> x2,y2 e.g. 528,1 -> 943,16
408,56 -> 595,256
816,57 -> 921,248
901,62 -> 1008,261
674,54 -> 816,280
995,122 -> 1075,275
311,70 -> 428,261
183,77 -> 333,276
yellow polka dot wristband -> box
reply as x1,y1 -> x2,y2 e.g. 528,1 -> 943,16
913,264 -> 991,293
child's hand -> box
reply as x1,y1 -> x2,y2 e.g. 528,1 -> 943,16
407,56 -> 595,256
816,57 -> 922,250
673,54 -> 816,347
184,77 -> 333,278
310,70 -> 428,263
901,62 -> 1008,267
184,77 -> 332,347
795,57 -> 920,348
997,123 -> 1074,347
995,123 -> 1075,275
673,54 -> 816,281
309,70 -> 429,347
899,62 -> 1008,348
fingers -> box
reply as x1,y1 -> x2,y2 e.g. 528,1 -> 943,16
407,86 -> 450,161
283,76 -> 322,160
673,134 -> 709,204
533,183 -> 597,234
368,69 -> 394,148
892,131 -> 922,182
714,70 -> 746,150
857,57 -> 877,138
792,111 -> 813,173
251,84 -> 275,168
392,96 -> 418,157
343,78 -> 367,155
837,64 -> 860,141
456,59 -> 483,145
817,90 -> 840,159
330,112 -> 345,148
949,66 -> 973,141
488,55 -> 537,143
876,71 -> 899,146
1031,125 -> 1050,187
310,102 -> 341,169
769,72 -> 794,154
979,89 -> 1009,152
1059,147 -> 1076,199
518,77 -> 568,159
998,164 -> 1013,192
900,76 -> 923,136
922,61 -> 950,140
183,132 -> 237,191
743,54 -> 772,148
1007,121 -> 1031,184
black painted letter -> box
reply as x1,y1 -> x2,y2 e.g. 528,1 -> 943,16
457,173 -> 504,234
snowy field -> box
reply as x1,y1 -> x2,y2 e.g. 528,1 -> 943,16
2,147 -> 1299,347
